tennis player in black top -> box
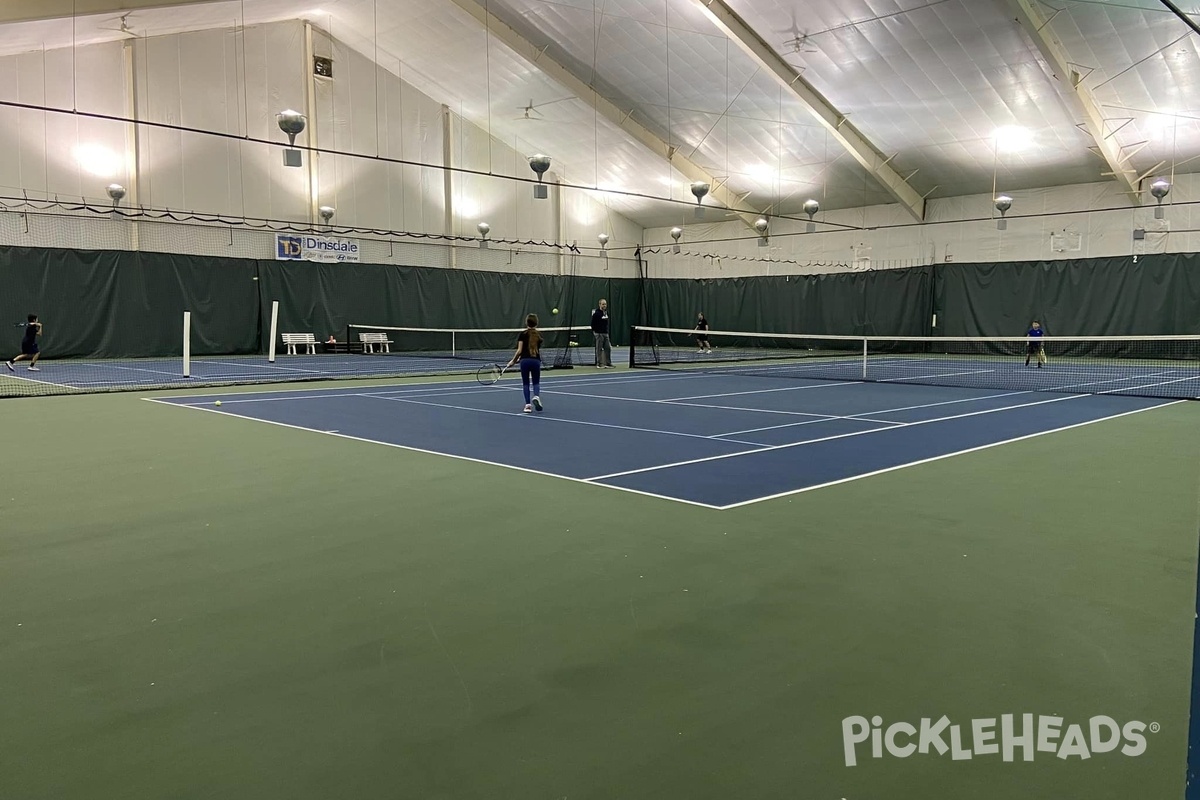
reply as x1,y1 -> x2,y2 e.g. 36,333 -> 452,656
507,314 -> 544,413
1025,320 -> 1046,367
694,312 -> 713,353
7,314 -> 42,372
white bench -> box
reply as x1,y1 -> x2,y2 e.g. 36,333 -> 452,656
281,332 -> 317,355
358,331 -> 393,354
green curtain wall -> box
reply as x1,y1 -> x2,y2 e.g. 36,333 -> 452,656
3,246 -> 1199,361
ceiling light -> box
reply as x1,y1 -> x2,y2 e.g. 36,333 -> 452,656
992,125 -> 1033,152
74,144 -> 122,178
746,163 -> 778,182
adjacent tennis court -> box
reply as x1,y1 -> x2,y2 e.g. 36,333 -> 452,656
149,369 -> 1180,508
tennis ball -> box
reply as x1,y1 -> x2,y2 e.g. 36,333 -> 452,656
552,307 -> 559,314
214,401 -> 222,407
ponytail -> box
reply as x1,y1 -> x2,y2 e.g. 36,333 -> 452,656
525,314 -> 541,357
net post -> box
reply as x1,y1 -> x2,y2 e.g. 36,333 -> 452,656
629,326 -> 636,367
182,311 -> 191,378
861,337 -> 867,379
452,331 -> 456,358
267,300 -> 280,363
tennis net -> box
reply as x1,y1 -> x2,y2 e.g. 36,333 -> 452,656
344,324 -> 590,369
629,325 -> 1200,400
0,323 -> 594,399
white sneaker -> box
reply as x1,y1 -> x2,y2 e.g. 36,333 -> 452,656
523,404 -> 532,413
532,396 -> 543,411
28,366 -> 40,371
4,361 -> 12,372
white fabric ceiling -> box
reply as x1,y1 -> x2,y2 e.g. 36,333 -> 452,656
1,0 -> 1199,228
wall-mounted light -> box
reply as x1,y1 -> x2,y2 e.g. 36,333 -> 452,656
597,232 -> 610,250
803,199 -> 820,233
1150,179 -> 1171,219
106,183 -> 126,207
318,205 -> 335,225
477,221 -> 490,248
529,155 -> 551,199
277,110 -> 307,167
994,195 -> 1013,230
670,226 -> 683,254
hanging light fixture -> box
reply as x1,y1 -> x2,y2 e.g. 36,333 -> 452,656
106,183 -> 126,208
994,195 -> 1012,230
529,155 -> 551,199
277,109 -> 307,167
670,226 -> 683,254
803,199 -> 819,233
690,181 -> 709,219
1150,179 -> 1171,219
754,217 -> 769,247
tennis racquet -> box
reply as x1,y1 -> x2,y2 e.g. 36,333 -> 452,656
476,362 -> 511,385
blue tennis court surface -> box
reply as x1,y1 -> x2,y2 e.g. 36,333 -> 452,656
147,369 -> 1178,509
10,353 -> 548,389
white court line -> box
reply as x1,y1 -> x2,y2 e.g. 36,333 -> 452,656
141,398 -> 722,510
585,392 -> 1095,482
1099,374 -> 1200,395
715,401 -> 1183,509
200,360 -> 326,374
543,386 -> 848,421
106,363 -> 188,378
708,378 -> 1156,439
361,392 -> 769,447
1,369 -> 78,390
658,380 -> 863,401
160,369 -> 711,405
878,368 -> 996,382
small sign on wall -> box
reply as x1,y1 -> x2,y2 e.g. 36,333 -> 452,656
1050,230 -> 1082,252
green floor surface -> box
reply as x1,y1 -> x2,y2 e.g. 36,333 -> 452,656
1,389 -> 1197,799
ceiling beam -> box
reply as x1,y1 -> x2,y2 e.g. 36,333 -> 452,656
1007,0 -> 1143,203
0,0 -> 227,25
444,0 -> 764,230
691,0 -> 926,222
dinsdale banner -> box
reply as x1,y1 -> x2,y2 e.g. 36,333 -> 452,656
275,233 -> 361,263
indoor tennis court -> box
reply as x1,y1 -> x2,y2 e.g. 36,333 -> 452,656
4,0 -> 1200,799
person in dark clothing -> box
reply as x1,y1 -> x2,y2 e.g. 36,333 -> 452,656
1025,320 -> 1046,367
507,314 -> 544,413
7,314 -> 42,372
591,298 -> 613,368
694,312 -> 713,354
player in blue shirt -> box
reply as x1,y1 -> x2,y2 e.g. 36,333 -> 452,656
7,314 -> 42,372
1024,320 -> 1046,367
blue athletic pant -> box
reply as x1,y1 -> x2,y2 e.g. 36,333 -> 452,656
520,358 -> 541,403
